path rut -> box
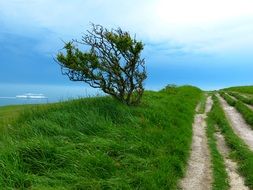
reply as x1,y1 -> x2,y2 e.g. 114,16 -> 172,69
218,94 -> 253,151
180,96 -> 212,190
215,131 -> 249,190
227,93 -> 253,111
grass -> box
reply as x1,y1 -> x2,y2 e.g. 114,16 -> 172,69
209,95 -> 253,188
234,101 -> 253,129
227,91 -> 253,105
197,93 -> 207,114
223,86 -> 253,94
206,108 -> 229,190
220,92 -> 253,129
0,86 -> 202,189
219,92 -> 236,106
0,104 -> 36,128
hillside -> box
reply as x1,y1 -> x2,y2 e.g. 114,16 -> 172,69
0,86 -> 202,189
223,85 -> 253,94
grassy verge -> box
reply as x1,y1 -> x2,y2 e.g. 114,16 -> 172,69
234,101 -> 253,128
0,104 -> 37,128
219,92 -> 236,106
206,105 -> 229,190
197,93 -> 207,114
227,92 -> 253,105
223,86 -> 253,94
209,95 -> 253,188
220,92 -> 253,129
0,86 -> 202,189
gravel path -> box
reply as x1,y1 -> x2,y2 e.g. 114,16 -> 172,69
218,95 -> 253,151
180,97 -> 213,190
215,131 -> 249,190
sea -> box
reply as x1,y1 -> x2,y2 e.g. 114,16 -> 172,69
0,83 -> 102,107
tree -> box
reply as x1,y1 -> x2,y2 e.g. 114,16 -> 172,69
56,23 -> 147,105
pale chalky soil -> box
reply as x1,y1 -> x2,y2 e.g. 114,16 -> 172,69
180,96 -> 213,190
218,95 -> 253,151
215,131 -> 249,190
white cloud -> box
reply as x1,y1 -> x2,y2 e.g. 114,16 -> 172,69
0,0 -> 253,55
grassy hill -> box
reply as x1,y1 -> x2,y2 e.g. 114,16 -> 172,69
223,85 -> 253,94
0,86 -> 202,189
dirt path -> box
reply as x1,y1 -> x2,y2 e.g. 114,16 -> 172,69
218,95 -> 253,151
215,131 -> 249,190
180,96 -> 213,190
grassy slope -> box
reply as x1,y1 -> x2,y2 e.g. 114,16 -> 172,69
197,93 -> 207,114
220,92 -> 253,129
223,86 -> 253,94
227,92 -> 253,105
0,105 -> 33,125
210,95 -> 253,188
0,86 -> 202,189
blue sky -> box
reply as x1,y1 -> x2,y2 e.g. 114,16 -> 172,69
0,0 -> 253,90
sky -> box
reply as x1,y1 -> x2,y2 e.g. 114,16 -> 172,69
0,0 -> 253,91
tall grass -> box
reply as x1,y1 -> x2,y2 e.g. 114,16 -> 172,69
227,92 -> 253,105
197,93 -> 207,114
210,95 -> 253,188
223,86 -> 253,94
219,92 -> 236,106
220,92 -> 253,129
0,86 -> 202,189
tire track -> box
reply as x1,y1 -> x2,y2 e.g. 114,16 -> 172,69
180,96 -> 212,190
227,93 -> 253,111
215,131 -> 249,190
218,94 -> 253,151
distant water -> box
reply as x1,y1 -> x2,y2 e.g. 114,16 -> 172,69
0,83 -> 102,106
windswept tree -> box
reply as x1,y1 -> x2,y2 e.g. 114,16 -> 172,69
56,24 -> 147,105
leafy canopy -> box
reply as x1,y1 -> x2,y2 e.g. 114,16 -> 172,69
57,24 -> 146,105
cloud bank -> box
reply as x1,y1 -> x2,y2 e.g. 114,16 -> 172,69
0,0 -> 253,89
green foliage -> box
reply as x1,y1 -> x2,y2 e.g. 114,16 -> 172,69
223,86 -> 253,94
197,93 -> 207,114
56,23 -> 147,105
0,86 -> 202,189
219,92 -> 236,106
234,101 -> 253,129
209,95 -> 253,188
228,92 -> 253,105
